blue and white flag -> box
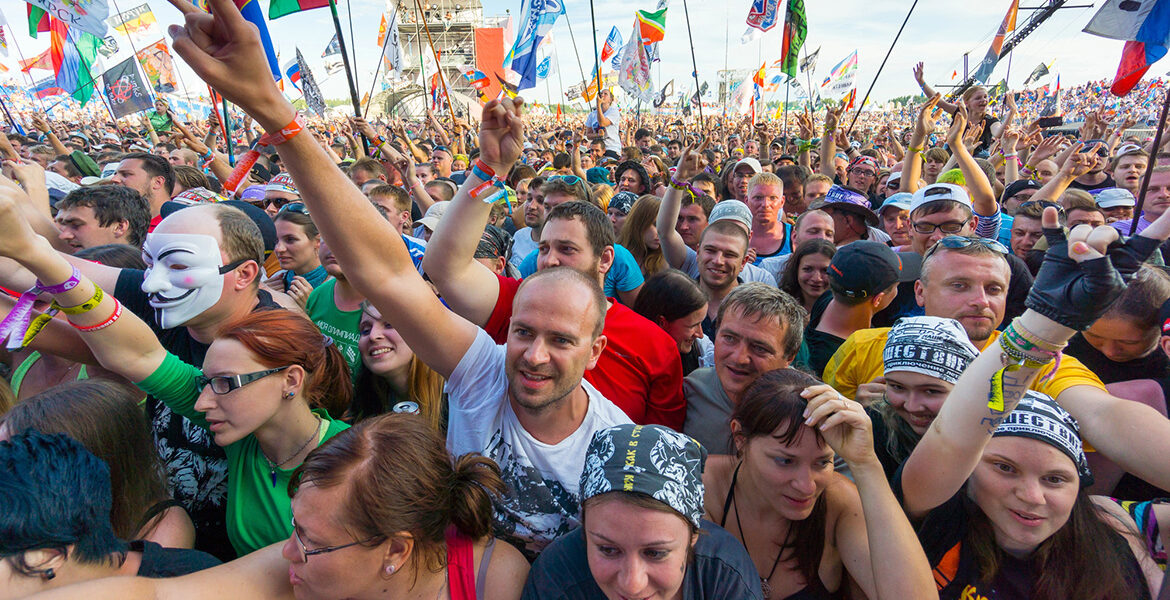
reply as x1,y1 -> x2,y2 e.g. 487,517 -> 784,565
507,0 -> 565,90
742,0 -> 781,43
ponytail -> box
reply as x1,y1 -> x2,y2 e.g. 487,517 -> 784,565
307,341 -> 353,418
447,454 -> 506,540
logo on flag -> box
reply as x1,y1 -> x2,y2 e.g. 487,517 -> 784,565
507,0 -> 565,90
102,56 -> 152,118
745,0 -> 781,32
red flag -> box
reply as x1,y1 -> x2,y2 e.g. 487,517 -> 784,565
20,48 -> 52,72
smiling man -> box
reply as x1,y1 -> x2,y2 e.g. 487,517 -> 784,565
54,185 -> 151,251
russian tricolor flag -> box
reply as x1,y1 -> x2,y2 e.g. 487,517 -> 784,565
1083,0 -> 1170,96
283,60 -> 302,90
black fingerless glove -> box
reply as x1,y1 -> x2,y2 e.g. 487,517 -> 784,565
1025,227 -> 1125,330
1108,233 -> 1161,281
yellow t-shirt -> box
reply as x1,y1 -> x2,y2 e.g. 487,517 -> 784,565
823,328 -> 1105,401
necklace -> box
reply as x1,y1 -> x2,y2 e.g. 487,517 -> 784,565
261,414 -> 322,488
731,474 -> 784,599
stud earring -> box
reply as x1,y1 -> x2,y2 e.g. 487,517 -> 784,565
43,568 -> 55,581
385,564 -> 396,575
285,391 -> 295,399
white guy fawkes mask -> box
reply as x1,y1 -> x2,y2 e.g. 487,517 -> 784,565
141,233 -> 241,329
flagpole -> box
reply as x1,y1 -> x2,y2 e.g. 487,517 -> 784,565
8,24 -> 50,113
680,0 -> 704,124
562,11 -> 591,100
782,79 -> 790,137
1130,86 -> 1170,236
412,0 -> 455,123
327,0 -> 370,154
221,98 -> 235,166
414,15 -> 429,106
1003,49 -> 1014,106
363,12 -> 394,119
845,0 -> 920,135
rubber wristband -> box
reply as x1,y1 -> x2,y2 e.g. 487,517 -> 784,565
473,159 -> 496,178
259,113 -> 305,146
907,146 -> 923,154
71,300 -> 122,332
53,284 -> 104,315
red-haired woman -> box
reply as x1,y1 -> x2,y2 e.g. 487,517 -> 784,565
0,231 -> 354,557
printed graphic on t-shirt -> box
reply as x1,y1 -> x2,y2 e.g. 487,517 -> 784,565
485,431 -> 580,561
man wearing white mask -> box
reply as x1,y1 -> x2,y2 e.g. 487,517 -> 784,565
0,202 -> 277,561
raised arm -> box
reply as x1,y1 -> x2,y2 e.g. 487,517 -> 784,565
944,105 -> 997,216
658,139 -> 708,269
30,115 -> 70,157
900,208 -> 1170,516
819,104 -> 844,179
802,385 -> 936,600
1030,142 -> 1097,205
900,94 -> 940,194
168,0 -> 478,378
420,109 -> 525,327
0,190 -> 167,383
913,62 -> 959,114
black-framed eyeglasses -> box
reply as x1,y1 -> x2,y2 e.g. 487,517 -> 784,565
196,365 -> 290,395
849,168 -> 877,178
924,235 -> 1009,260
911,220 -> 969,235
278,202 -> 310,217
290,516 -> 384,563
1018,200 -> 1065,216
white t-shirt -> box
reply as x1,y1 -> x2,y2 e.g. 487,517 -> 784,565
445,328 -> 632,559
510,226 -> 539,268
586,104 -> 621,153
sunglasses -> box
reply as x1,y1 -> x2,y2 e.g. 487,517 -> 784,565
548,174 -> 583,186
265,197 -> 295,209
1018,200 -> 1065,215
924,235 -> 1009,260
277,202 -> 310,216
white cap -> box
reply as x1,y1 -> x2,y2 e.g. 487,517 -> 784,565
733,157 -> 762,175
708,200 -> 753,234
414,200 -> 450,231
1096,188 -> 1136,209
910,183 -> 971,214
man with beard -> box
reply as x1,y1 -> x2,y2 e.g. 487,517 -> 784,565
110,152 -> 174,230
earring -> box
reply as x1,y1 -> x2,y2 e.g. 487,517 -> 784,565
385,564 -> 396,575
285,391 -> 295,399
43,568 -> 55,581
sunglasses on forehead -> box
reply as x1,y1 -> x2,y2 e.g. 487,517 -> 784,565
277,202 -> 310,216
924,235 -> 1009,260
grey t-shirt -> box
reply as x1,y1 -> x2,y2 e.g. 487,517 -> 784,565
522,521 -> 764,599
682,367 -> 736,455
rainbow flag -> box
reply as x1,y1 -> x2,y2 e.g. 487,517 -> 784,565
49,18 -> 99,105
269,0 -> 331,20
826,50 -> 857,82
636,8 -> 667,46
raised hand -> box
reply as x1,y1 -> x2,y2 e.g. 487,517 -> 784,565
913,61 -> 926,87
801,384 -> 876,466
478,97 -> 525,175
945,103 -> 969,150
673,138 -> 710,181
351,117 -> 378,141
166,0 -> 292,130
30,115 -> 51,134
824,103 -> 845,133
1059,142 -> 1098,179
914,93 -> 941,139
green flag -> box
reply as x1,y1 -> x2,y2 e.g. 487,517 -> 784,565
780,0 -> 806,79
28,5 -> 48,38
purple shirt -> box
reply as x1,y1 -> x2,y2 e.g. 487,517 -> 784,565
1112,214 -> 1153,237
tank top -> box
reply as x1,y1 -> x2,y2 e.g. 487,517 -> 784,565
445,525 -> 496,600
10,351 -> 88,397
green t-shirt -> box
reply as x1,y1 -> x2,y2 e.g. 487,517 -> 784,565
305,278 -> 363,384
137,353 -> 349,556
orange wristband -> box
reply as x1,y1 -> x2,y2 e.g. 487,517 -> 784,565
260,113 -> 305,146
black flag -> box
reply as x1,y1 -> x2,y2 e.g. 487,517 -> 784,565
102,57 -> 152,119
297,49 -> 327,118
1023,62 -> 1049,86
652,79 -> 674,108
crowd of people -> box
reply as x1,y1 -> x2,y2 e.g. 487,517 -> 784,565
5,2 -> 1170,599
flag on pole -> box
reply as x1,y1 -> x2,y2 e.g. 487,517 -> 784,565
618,17 -> 655,103
283,59 -> 302,90
778,0 -> 806,78
1022,61 -> 1050,86
106,4 -> 158,44
102,56 -> 153,118
799,46 -> 819,73
25,0 -> 109,37
21,48 -> 53,71
1083,0 -> 1170,96
322,33 -> 343,75
1040,73 -> 1061,116
233,0 -> 282,83
32,76 -> 67,98
269,0 -> 330,20
820,50 -> 857,100
742,0 -> 781,44
971,0 -> 1019,84
645,0 -> 669,62
380,1 -> 403,80
652,79 -> 674,108
600,26 -> 622,63
136,39 -> 178,93
536,34 -> 557,80
0,10 -> 10,57
27,5 -> 49,38
376,13 -> 387,47
50,18 -> 100,105
296,48 -> 326,116
506,0 -> 565,90
636,8 -> 667,46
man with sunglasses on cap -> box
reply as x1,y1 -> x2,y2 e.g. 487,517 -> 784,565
263,173 -> 300,218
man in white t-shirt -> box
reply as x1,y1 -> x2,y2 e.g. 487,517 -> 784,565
585,89 -> 621,153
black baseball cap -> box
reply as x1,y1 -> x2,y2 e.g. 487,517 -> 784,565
828,240 -> 921,299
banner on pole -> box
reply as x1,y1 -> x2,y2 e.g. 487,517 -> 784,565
103,56 -> 152,118
296,48 -> 327,117
27,0 -> 109,37
107,3 -> 158,44
136,39 -> 177,94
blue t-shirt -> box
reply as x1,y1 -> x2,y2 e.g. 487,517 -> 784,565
519,243 -> 645,298
997,213 -> 1014,250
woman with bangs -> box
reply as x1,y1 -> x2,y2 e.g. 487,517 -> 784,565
702,369 -> 933,599
616,195 -> 667,277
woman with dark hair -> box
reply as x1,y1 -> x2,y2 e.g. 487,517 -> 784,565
350,301 -> 446,431
633,269 -> 708,375
641,155 -> 669,196
269,203 -> 327,294
703,369 -> 934,599
1,379 -> 194,548
778,239 -> 835,312
0,228 -> 354,556
27,414 -> 530,600
616,195 -> 667,278
523,423 -> 764,599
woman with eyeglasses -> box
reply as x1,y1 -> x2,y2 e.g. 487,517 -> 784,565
269,203 -> 328,297
0,228 -> 353,557
26,414 -> 531,600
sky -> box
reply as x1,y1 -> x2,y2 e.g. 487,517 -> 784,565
0,0 -> 1148,111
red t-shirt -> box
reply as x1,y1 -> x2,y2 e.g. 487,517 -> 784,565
148,214 -> 163,232
485,274 -> 686,430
